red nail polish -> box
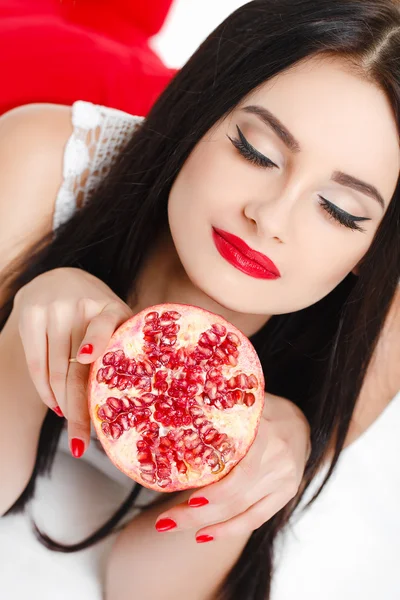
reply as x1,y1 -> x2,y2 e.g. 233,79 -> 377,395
155,518 -> 177,532
188,496 -> 209,508
71,438 -> 85,458
53,406 -> 64,418
79,344 -> 93,355
196,534 -> 214,544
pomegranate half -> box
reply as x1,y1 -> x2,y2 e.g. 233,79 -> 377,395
88,303 -> 265,492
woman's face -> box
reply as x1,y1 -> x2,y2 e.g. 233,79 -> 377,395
168,55 -> 400,315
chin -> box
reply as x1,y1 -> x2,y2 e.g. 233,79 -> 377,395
194,275 -> 265,316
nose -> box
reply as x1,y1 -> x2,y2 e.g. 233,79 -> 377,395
244,190 -> 297,243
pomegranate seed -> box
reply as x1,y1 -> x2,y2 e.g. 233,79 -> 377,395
176,460 -> 188,474
244,392 -> 256,407
208,384 -> 218,400
137,421 -> 150,434
192,444 -> 205,456
204,428 -> 217,443
222,341 -> 239,356
214,348 -> 226,360
141,393 -> 157,405
145,311 -> 159,323
217,381 -> 226,392
119,358 -> 130,371
101,422 -> 111,436
237,374 -> 248,389
164,324 -> 179,335
99,404 -> 114,419
137,450 -> 152,462
207,330 -> 220,345
197,346 -> 213,357
118,415 -> 130,431
207,368 -> 220,381
186,384 -> 198,397
158,478 -> 172,488
141,473 -> 156,483
248,374 -> 258,389
107,397 -> 122,412
113,350 -> 125,365
212,433 -> 228,450
199,422 -> 212,436
117,376 -> 130,391
161,311 -> 181,321
199,333 -> 213,348
222,395 -> 235,409
102,365 -> 115,381
226,332 -> 240,346
211,457 -> 225,474
161,335 -> 177,346
126,360 -> 137,375
219,441 -> 234,458
143,361 -> 155,375
211,323 -> 226,337
110,424 -> 123,439
108,374 -> 119,388
227,376 -> 237,389
102,353 -> 115,366
140,462 -> 156,473
121,396 -> 132,410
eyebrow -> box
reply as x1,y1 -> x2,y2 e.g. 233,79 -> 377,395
241,104 -> 386,210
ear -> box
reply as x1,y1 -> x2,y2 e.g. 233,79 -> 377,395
352,264 -> 360,276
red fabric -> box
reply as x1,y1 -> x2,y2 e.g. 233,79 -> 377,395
0,0 -> 176,116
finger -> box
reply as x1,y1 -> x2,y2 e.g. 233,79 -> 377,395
186,451 -> 264,511
66,310 -> 92,457
156,469 -> 285,533
18,305 -> 59,412
75,301 -> 132,364
47,303 -> 75,413
194,491 -> 290,541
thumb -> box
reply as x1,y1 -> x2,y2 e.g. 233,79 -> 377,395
76,302 -> 133,364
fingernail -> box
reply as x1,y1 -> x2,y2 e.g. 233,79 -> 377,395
155,518 -> 177,532
71,438 -> 85,458
53,406 -> 64,418
196,534 -> 214,544
79,344 -> 93,355
188,496 -> 209,508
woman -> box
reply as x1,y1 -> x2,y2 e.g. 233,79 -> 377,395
0,1 -> 399,599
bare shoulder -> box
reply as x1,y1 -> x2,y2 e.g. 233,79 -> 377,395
0,103 -> 73,273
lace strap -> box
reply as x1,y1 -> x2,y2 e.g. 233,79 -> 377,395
53,101 -> 143,232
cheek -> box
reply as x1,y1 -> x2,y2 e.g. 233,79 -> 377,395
291,229 -> 371,305
169,136 -> 245,222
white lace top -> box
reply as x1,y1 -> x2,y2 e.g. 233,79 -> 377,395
52,101 -> 400,600
53,100 -> 143,232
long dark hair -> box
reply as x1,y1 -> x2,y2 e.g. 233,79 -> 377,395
2,1 -> 400,598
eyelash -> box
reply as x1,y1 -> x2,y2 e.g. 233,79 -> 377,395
228,125 -> 368,233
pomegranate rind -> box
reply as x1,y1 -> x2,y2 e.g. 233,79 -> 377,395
88,303 -> 265,492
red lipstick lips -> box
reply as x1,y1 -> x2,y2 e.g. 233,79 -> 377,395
212,227 -> 281,280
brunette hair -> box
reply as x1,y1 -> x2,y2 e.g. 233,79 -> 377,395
1,1 -> 400,598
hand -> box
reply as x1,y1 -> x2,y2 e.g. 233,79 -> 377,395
13,267 -> 133,456
154,393 -> 311,542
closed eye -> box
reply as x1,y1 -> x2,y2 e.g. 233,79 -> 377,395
318,196 -> 371,233
227,125 -> 278,169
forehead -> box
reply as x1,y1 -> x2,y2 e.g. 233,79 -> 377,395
238,55 -> 400,203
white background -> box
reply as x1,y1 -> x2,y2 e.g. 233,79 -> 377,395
151,0 -> 249,68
